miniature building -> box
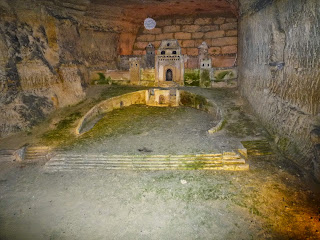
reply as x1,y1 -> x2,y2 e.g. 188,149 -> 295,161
146,88 -> 180,107
198,41 -> 209,68
155,39 -> 184,87
198,42 -> 213,88
146,43 -> 155,68
129,57 -> 141,85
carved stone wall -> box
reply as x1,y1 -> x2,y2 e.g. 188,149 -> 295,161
238,0 -> 320,179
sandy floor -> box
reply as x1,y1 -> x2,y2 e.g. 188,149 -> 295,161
0,86 -> 319,239
0,156 -> 319,240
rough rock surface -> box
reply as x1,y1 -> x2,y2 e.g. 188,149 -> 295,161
0,0 -> 119,137
238,0 -> 320,180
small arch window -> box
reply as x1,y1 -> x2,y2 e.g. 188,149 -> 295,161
202,64 -> 205,67
172,51 -> 177,54
208,64 -> 210,67
161,51 -> 165,55
167,43 -> 170,47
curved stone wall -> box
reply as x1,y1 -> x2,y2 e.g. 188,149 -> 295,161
76,89 -> 222,135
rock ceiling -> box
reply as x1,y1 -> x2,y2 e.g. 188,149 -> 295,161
1,0 -> 238,32
44,0 -> 238,32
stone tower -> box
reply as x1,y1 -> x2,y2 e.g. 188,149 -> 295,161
145,43 -> 155,68
198,41 -> 209,68
155,39 -> 184,87
129,57 -> 141,85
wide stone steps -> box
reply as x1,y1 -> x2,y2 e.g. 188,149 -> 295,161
44,152 -> 249,171
24,146 -> 51,162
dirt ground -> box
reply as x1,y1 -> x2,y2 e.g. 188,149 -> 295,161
0,86 -> 319,239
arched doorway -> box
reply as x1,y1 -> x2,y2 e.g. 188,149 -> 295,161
166,69 -> 173,81
159,95 -> 165,104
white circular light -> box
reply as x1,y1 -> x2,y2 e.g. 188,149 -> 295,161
144,18 -> 156,30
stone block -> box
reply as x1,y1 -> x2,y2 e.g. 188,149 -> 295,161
192,32 -> 204,39
143,28 -> 162,35
136,35 -> 156,42
212,37 -> 238,47
226,30 -> 238,37
175,32 -> 192,40
156,33 -> 174,40
181,25 -> 200,33
208,47 -> 221,55
226,18 -> 237,23
187,48 -> 198,56
175,18 -> 194,25
220,22 -> 237,30
211,56 -> 236,68
153,41 -> 161,48
186,57 -> 198,69
134,42 -> 149,50
118,32 -> 136,55
213,17 -> 225,25
221,45 -> 237,54
163,25 -> 181,33
199,25 -> 219,32
195,39 -> 205,47
182,40 -> 195,48
181,48 -> 187,54
204,30 -> 225,39
194,18 -> 212,25
203,39 -> 213,47
132,50 -> 146,55
156,19 -> 172,27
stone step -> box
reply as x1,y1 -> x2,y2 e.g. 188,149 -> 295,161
45,164 -> 249,171
24,146 -> 51,161
46,159 -> 245,166
44,152 -> 249,172
0,150 -> 16,162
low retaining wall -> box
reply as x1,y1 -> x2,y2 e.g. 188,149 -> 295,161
76,89 -> 223,135
76,90 -> 147,134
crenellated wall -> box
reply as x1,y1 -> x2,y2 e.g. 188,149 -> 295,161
238,0 -> 320,180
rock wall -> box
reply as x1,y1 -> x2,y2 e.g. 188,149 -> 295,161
130,16 -> 238,68
238,0 -> 320,179
0,0 -> 120,137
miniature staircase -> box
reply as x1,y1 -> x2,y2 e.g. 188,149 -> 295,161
44,151 -> 249,172
24,146 -> 51,162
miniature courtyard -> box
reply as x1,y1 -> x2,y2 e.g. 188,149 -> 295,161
0,85 -> 319,239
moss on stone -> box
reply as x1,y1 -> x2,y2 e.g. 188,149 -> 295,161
94,73 -> 111,85
277,137 -> 289,152
215,70 -> 234,81
200,69 -> 211,88
180,91 -> 210,110
184,69 -> 200,86
183,160 -> 206,170
41,111 -> 82,146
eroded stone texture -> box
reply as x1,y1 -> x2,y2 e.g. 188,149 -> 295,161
0,0 -> 89,137
238,0 -> 320,179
